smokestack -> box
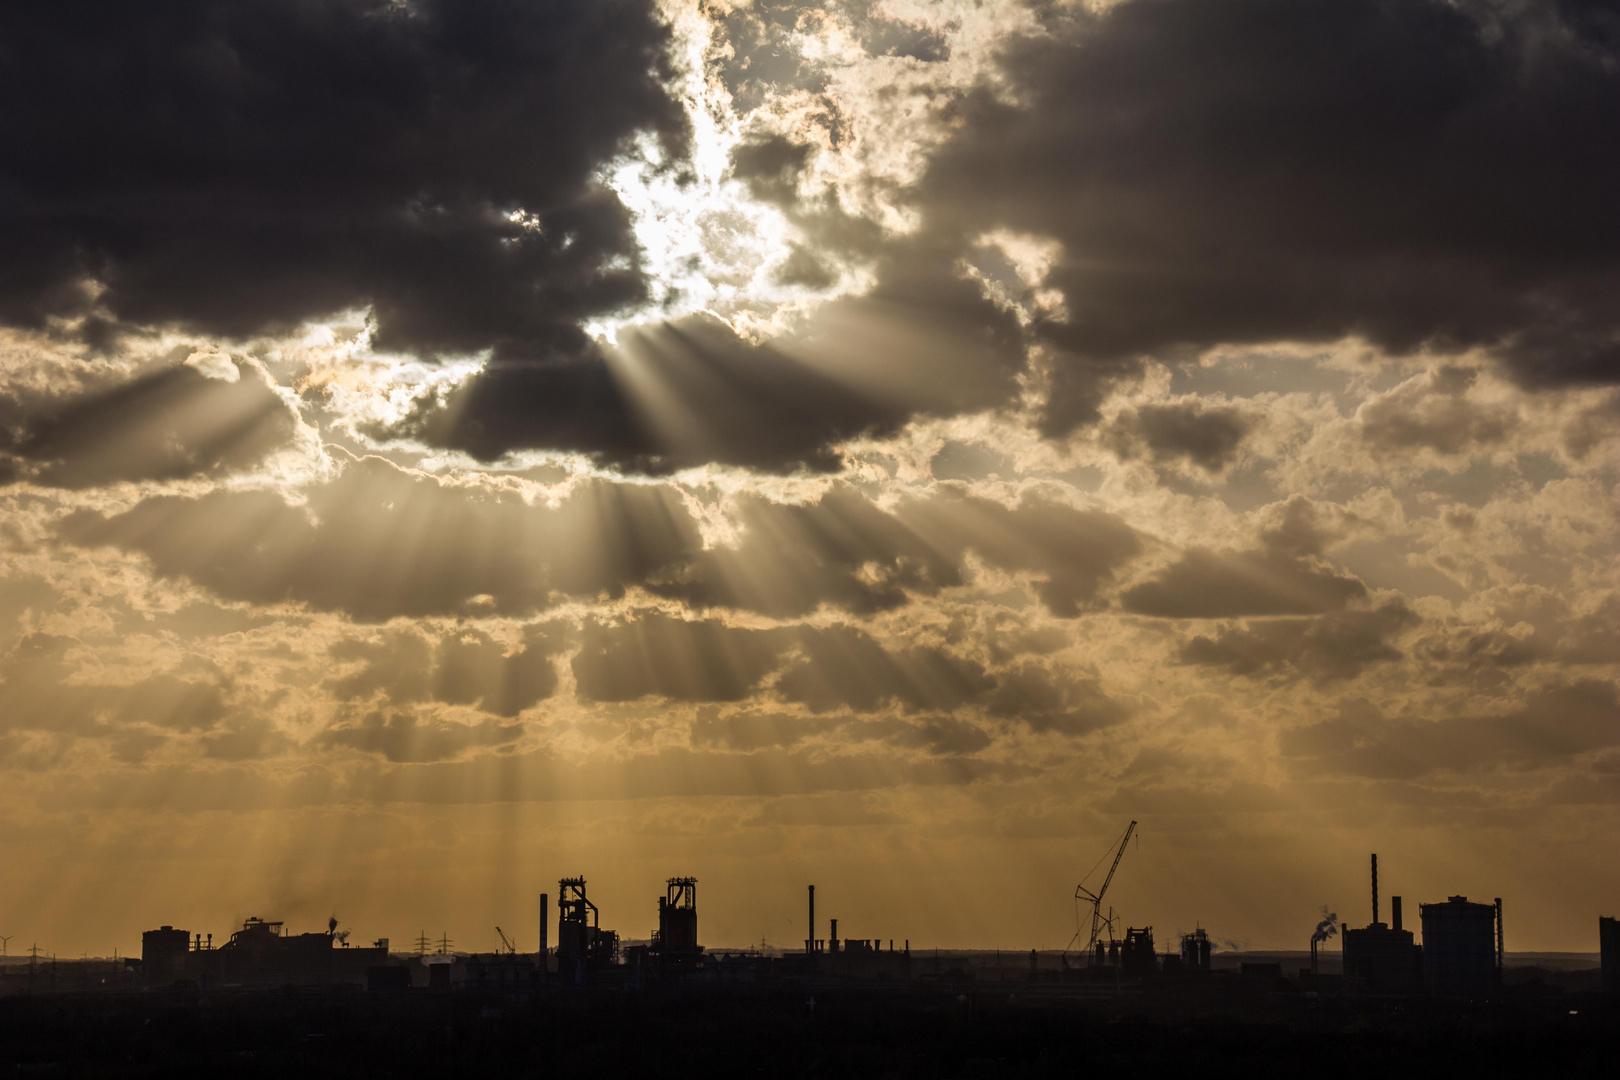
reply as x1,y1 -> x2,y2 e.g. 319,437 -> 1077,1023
539,893 -> 548,960
807,885 -> 815,957
1391,896 -> 1402,932
1495,898 -> 1504,972
1371,853 -> 1379,926
831,918 -> 839,954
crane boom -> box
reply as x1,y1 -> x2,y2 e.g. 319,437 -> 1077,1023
496,926 -> 517,955
1067,820 -> 1137,964
1078,819 -> 1136,907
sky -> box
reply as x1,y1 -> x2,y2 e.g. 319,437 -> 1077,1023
2,0 -> 1619,958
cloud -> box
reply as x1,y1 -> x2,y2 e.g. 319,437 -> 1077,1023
982,665 -> 1131,735
1122,548 -> 1368,618
1359,366 -> 1518,455
0,632 -> 230,737
321,708 -> 521,764
922,0 -> 1620,412
568,615 -> 1003,718
330,625 -> 562,717
0,0 -> 682,355
1107,402 -> 1254,471
689,711 -> 835,752
647,484 -> 1142,619
386,248 -> 1027,472
775,625 -> 995,714
572,614 -> 786,704
1178,601 -> 1420,682
648,483 -> 961,618
897,488 -> 1144,617
1280,680 -> 1620,778
59,453 -> 704,620
1,358 -> 299,487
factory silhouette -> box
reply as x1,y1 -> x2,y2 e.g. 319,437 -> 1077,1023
6,823 -> 1612,1004
5,826 -> 1620,1076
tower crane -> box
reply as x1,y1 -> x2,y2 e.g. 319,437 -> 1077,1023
1065,819 -> 1137,965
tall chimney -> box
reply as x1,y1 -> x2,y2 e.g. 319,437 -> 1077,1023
1371,853 -> 1379,926
831,918 -> 839,954
1391,896 -> 1402,932
539,893 -> 549,960
807,885 -> 815,957
1495,898 -> 1504,972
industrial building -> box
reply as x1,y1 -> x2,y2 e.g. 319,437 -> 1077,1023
1419,895 -> 1502,999
555,877 -> 619,984
1340,856 -> 1419,995
1179,928 -> 1211,974
139,917 -> 387,989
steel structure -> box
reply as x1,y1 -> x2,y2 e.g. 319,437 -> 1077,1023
1067,819 -> 1137,965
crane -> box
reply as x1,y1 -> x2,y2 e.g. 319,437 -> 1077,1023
495,927 -> 518,955
1065,820 -> 1137,965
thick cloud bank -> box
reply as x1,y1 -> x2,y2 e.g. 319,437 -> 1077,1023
927,0 -> 1620,430
0,0 -> 680,356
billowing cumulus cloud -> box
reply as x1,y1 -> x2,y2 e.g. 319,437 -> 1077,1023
4,0 -> 1620,956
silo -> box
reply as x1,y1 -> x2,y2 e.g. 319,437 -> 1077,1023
1420,895 -> 1498,998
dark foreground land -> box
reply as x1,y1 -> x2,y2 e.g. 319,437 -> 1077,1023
5,985 -> 1620,1080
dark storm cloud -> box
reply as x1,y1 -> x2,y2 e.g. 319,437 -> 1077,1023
924,0 -> 1620,424
1280,680 -> 1620,778
1121,548 -> 1367,618
1106,402 -> 1253,471
0,0 -> 681,355
1178,601 -> 1420,683
0,359 -> 297,487
388,245 -> 1026,472
58,452 -> 703,620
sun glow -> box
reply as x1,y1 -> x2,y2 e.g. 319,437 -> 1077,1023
589,2 -> 816,341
